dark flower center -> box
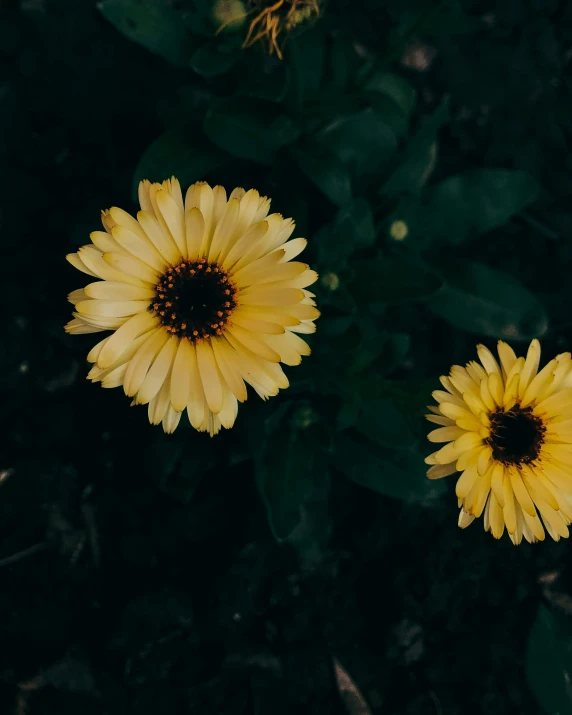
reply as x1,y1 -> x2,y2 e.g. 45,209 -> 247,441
150,259 -> 237,342
486,405 -> 545,466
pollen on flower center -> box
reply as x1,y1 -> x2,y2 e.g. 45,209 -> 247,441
150,258 -> 238,342
486,405 -> 546,466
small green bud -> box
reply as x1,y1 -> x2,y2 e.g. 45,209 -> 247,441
321,272 -> 340,292
389,220 -> 408,241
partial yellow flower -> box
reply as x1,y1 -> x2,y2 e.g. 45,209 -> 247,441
425,340 -> 572,544
66,178 -> 319,436
240,0 -> 321,59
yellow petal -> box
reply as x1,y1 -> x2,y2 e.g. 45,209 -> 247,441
497,341 -> 517,379
487,493 -> 505,539
137,210 -> 181,265
196,339 -> 224,413
156,189 -> 186,256
502,477 -> 517,534
124,329 -> 169,397
186,342 -> 208,429
518,338 -> 541,399
170,338 -> 194,412
226,325 -> 281,363
427,463 -> 458,480
427,426 -> 466,443
509,467 -> 536,517
136,336 -> 178,405
185,207 -> 205,260
433,432 -> 483,465
98,312 -> 158,369
458,510 -> 476,529
477,344 -> 502,376
490,462 -> 506,507
211,338 -> 248,403
455,466 -> 479,498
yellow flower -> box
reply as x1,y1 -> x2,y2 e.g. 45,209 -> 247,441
425,340 -> 572,544
241,0 -> 321,59
66,178 -> 319,436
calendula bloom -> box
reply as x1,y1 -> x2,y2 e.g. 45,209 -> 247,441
240,0 -> 321,59
66,178 -> 318,435
425,340 -> 572,544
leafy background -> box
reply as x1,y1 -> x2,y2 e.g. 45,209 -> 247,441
2,0 -> 572,712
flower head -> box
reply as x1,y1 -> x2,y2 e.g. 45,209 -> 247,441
66,178 -> 319,435
240,0 -> 321,59
426,340 -> 572,544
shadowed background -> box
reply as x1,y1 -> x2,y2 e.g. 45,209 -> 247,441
1,0 -> 572,713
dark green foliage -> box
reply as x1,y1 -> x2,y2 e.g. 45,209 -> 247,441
3,0 -> 572,713
526,604 -> 572,715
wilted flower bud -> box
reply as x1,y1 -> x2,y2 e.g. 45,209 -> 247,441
213,0 -> 247,33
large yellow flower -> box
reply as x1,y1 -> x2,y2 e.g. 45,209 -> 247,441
426,340 -> 572,544
66,178 -> 319,435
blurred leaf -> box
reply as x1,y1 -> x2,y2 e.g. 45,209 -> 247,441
317,109 -> 397,180
356,397 -> 417,450
319,316 -> 355,338
255,429 -> 327,542
381,96 -> 448,197
146,436 -> 209,503
428,259 -> 549,341
402,169 -> 540,246
417,1 -> 483,35
525,605 -> 572,715
133,129 -> 227,196
288,24 -> 326,106
315,199 -> 375,269
204,97 -> 300,164
335,199 -> 376,247
363,71 -> 416,115
330,32 -> 361,92
244,65 -> 289,103
98,0 -> 193,67
334,658 -> 373,715
350,254 -> 443,305
350,328 -> 410,375
292,144 -> 352,206
331,433 -> 442,502
191,43 -> 237,76
366,92 -> 410,137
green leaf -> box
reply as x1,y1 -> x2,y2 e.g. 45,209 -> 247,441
349,328 -> 410,375
381,97 -> 448,197
98,0 -> 192,67
366,92 -> 410,137
146,436 -> 210,503
191,43 -> 237,76
243,65 -> 289,103
291,144 -> 352,206
363,71 -> 416,116
287,24 -> 326,106
316,108 -> 397,179
350,254 -> 443,305
428,259 -> 549,341
255,429 -> 326,542
526,605 -> 572,715
329,31 -> 360,92
356,397 -> 417,451
204,97 -> 299,164
417,1 -> 483,35
335,199 -> 376,248
133,130 -> 227,197
331,434 -> 442,502
314,199 -> 375,270
404,169 -> 540,246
